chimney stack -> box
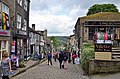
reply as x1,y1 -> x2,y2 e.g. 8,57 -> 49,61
32,24 -> 35,30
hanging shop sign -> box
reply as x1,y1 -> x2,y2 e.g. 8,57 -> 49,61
96,40 -> 113,44
11,41 -> 16,53
2,12 -> 10,30
95,52 -> 112,60
95,43 -> 112,52
16,29 -> 27,35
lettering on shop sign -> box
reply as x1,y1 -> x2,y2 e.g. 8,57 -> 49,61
16,30 -> 27,35
11,41 -> 16,53
84,21 -> 120,26
0,29 -> 10,36
95,44 -> 112,52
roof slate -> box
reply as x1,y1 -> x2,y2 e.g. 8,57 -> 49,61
80,12 -> 120,21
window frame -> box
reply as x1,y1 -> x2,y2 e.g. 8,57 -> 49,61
17,14 -> 21,29
24,0 -> 28,11
89,27 -> 95,40
2,3 -> 9,15
22,19 -> 27,30
17,0 -> 22,6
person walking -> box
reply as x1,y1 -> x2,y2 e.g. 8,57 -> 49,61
63,52 -> 68,69
68,52 -> 71,63
47,52 -> 52,65
53,52 -> 58,62
58,51 -> 64,69
38,53 -> 42,64
72,52 -> 76,64
1,51 -> 12,79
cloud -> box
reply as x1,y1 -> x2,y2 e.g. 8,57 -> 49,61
30,0 -> 120,36
30,12 -> 74,36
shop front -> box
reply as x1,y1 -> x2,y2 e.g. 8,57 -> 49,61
0,29 -> 10,61
12,29 -> 28,60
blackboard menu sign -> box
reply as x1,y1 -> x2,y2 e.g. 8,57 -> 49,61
95,44 -> 112,52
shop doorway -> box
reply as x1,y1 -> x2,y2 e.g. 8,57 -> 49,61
30,45 -> 33,55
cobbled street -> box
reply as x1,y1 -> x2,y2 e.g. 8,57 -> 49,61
12,60 -> 89,79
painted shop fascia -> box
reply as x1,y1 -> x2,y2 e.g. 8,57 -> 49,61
0,1 -> 11,60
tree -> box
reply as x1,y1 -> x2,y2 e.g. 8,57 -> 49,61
49,36 -> 61,48
87,4 -> 119,16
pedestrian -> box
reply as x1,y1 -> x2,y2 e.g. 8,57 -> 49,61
1,51 -> 12,79
54,52 -> 58,62
68,52 -> 71,63
63,52 -> 68,69
58,51 -> 64,69
33,52 -> 38,61
38,53 -> 42,64
72,52 -> 76,64
47,51 -> 52,65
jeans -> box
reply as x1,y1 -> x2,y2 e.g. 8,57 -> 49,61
2,76 -> 9,79
48,59 -> 52,65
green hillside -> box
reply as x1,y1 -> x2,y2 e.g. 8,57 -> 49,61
48,36 -> 69,48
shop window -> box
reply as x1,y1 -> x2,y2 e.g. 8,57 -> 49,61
89,27 -> 95,40
1,41 -> 6,50
22,19 -> 27,30
17,14 -> 21,29
24,0 -> 28,11
95,28 -> 98,32
20,39 -> 23,47
106,27 -> 111,33
0,40 -> 7,60
17,0 -> 22,6
2,3 -> 9,15
2,4 -> 9,30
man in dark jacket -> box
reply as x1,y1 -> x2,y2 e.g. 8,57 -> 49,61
58,51 -> 64,69
47,52 -> 52,65
38,53 -> 42,64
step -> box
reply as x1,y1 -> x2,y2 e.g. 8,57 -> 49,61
112,52 -> 120,55
112,55 -> 120,58
112,48 -> 120,50
112,50 -> 120,52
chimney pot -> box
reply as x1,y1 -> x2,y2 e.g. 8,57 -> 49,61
32,24 -> 35,30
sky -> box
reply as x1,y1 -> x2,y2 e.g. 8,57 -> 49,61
29,0 -> 120,36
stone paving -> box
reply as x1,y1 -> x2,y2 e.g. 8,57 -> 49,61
10,59 -> 42,78
11,60 -> 90,79
9,59 -> 120,79
90,73 -> 120,79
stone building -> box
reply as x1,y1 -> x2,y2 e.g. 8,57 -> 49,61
74,12 -> 120,74
28,24 -> 42,57
0,0 -> 18,60
11,0 -> 30,59
74,12 -> 120,59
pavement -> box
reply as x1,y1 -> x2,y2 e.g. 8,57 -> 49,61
90,72 -> 120,79
10,58 -> 46,78
9,59 -> 120,79
11,59 -> 90,79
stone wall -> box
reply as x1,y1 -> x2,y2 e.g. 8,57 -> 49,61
89,59 -> 120,75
